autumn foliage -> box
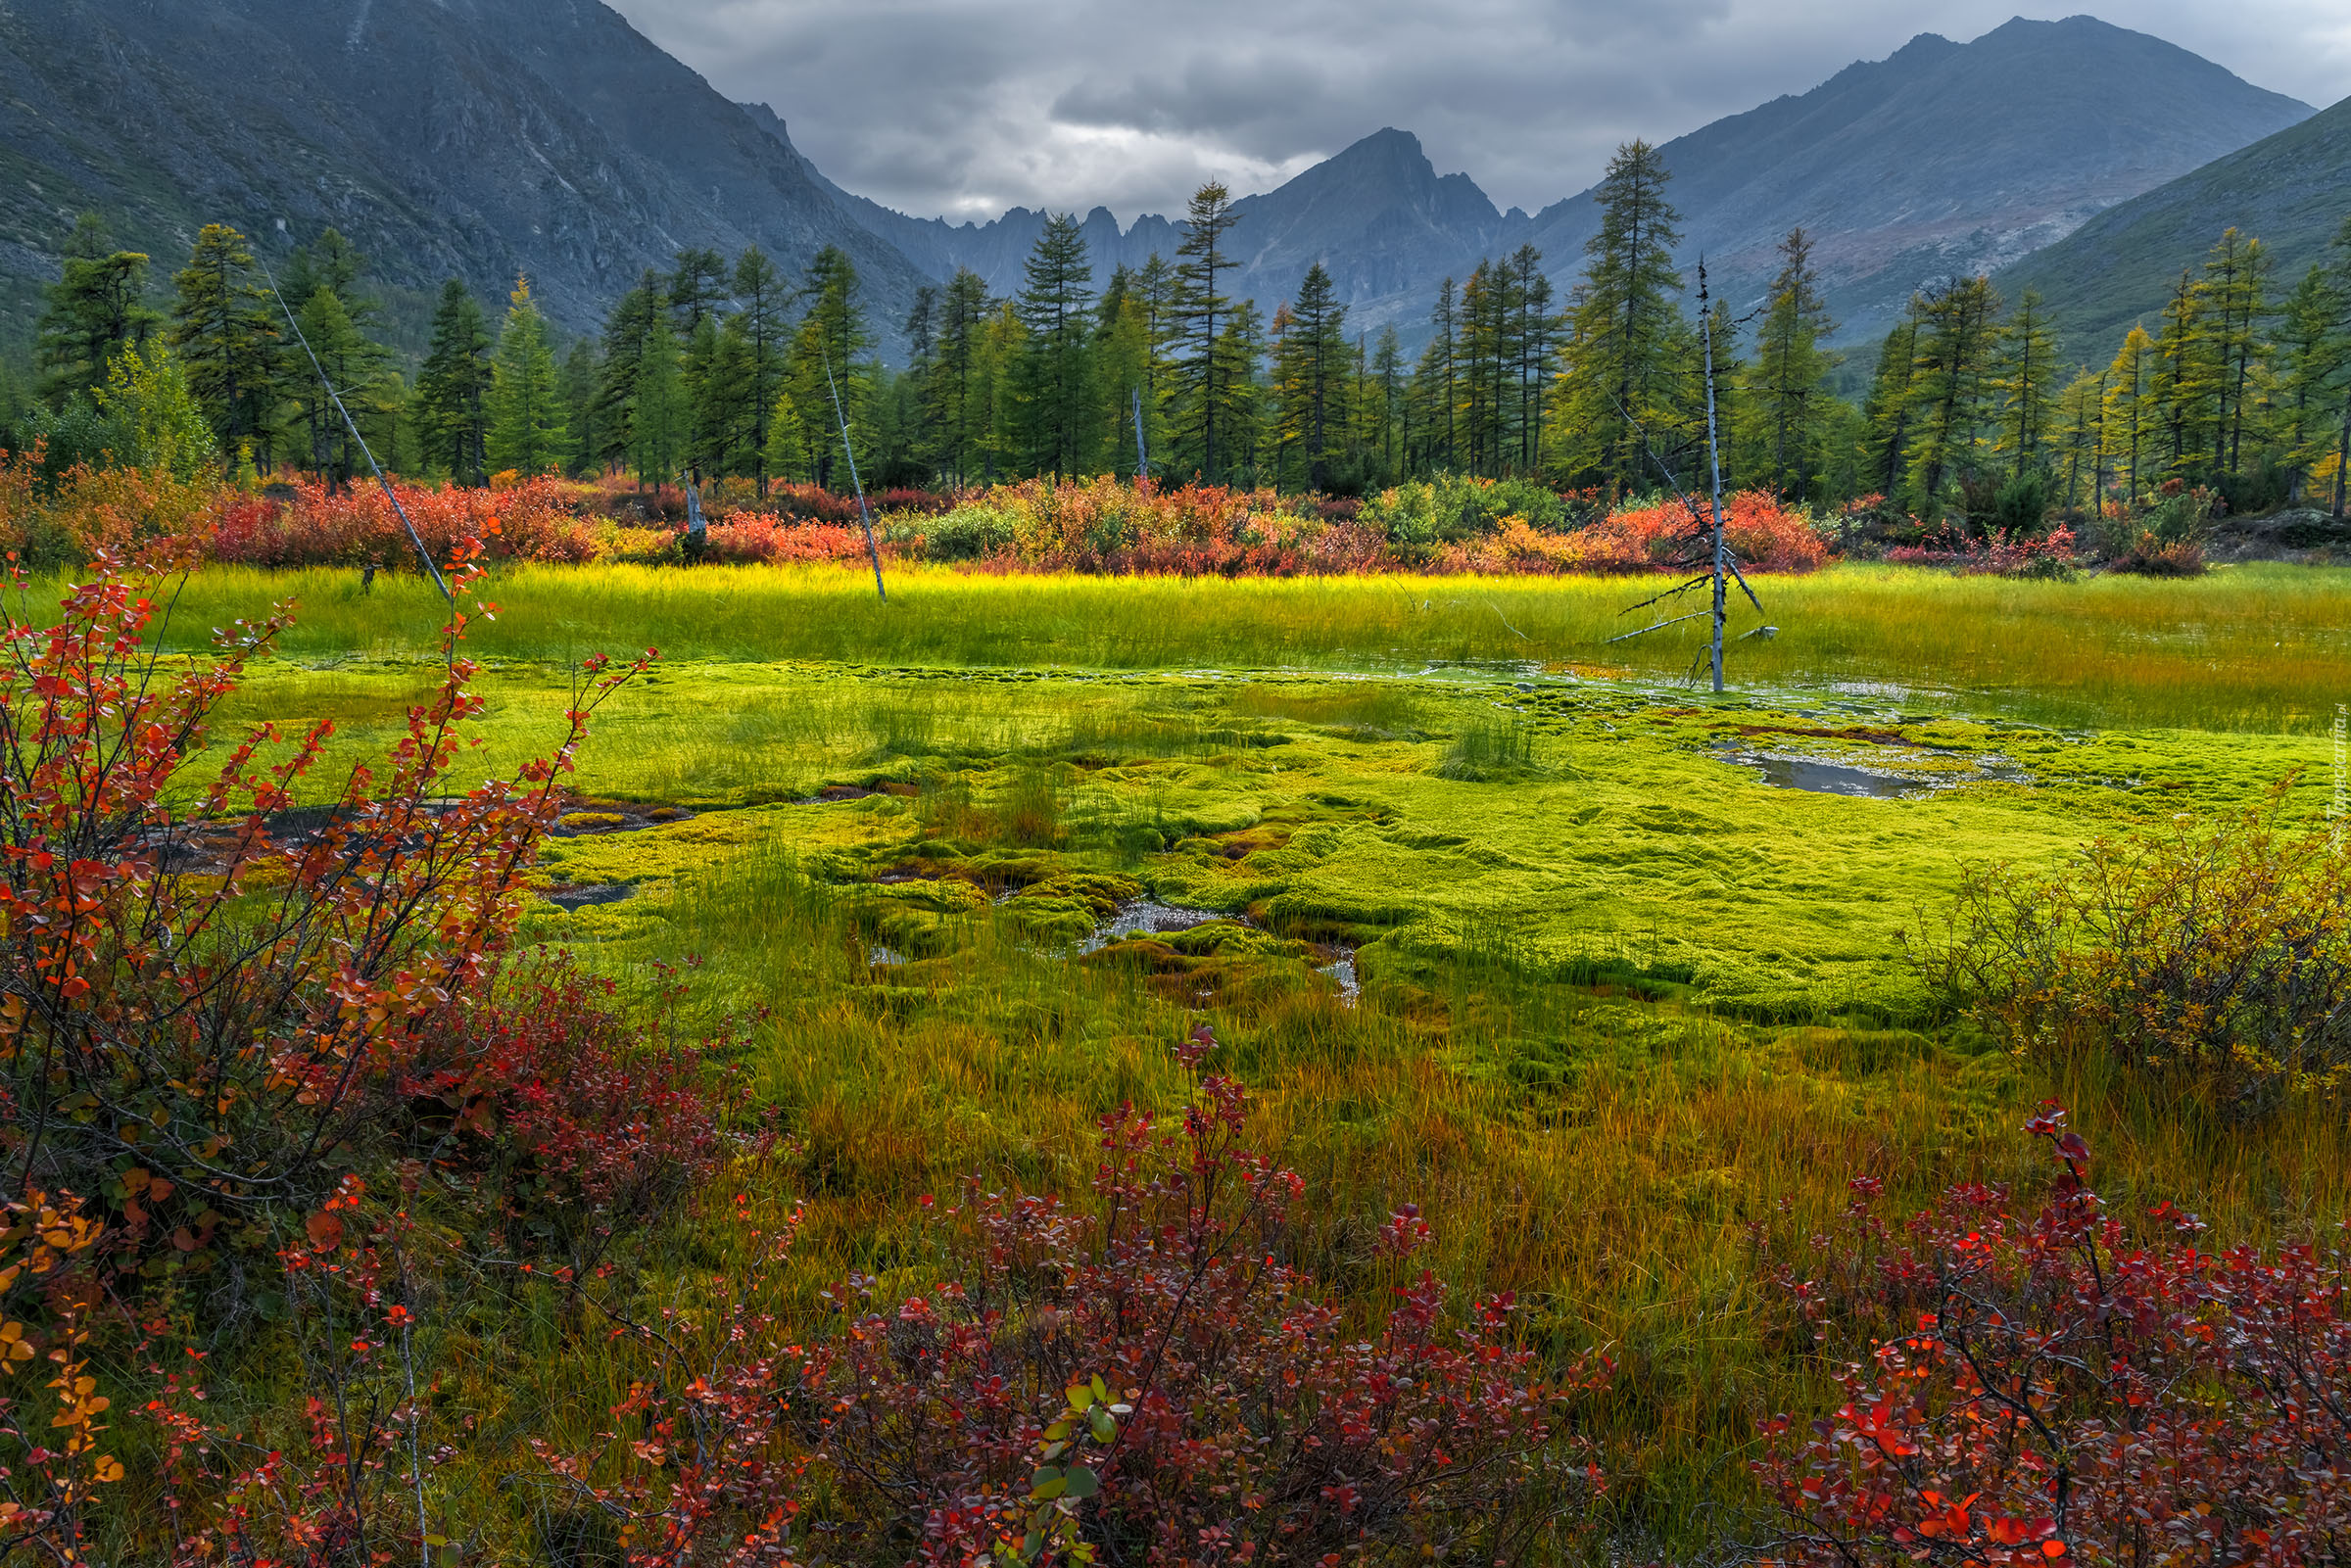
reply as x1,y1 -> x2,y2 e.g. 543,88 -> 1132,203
1756,1106 -> 2351,1568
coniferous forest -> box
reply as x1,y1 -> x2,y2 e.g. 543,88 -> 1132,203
13,144 -> 2351,532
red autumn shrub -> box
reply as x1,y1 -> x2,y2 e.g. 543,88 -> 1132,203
543,1025 -> 1603,1566
413,956 -> 746,1272
1554,490 -> 1828,574
208,476 -> 601,568
0,537 -> 648,1269
698,513 -> 900,566
1755,1106 -> 2350,1568
799,1022 -> 1607,1565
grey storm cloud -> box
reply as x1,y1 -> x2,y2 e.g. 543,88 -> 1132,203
611,0 -> 2351,224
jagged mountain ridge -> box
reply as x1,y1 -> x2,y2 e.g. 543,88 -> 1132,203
0,2 -> 2318,370
747,110 -> 1514,347
0,0 -> 931,351
1522,15 -> 2315,344
1996,92 -> 2351,359
793,16 -> 2310,353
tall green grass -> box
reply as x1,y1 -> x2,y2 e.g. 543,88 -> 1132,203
131,560 -> 2351,732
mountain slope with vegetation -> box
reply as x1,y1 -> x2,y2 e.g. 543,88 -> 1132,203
1999,92 -> 2351,355
0,0 -> 931,348
1524,15 -> 2311,342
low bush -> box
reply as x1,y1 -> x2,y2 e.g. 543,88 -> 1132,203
210,474 -> 603,566
2095,485 -> 2215,577
550,1023 -> 1607,1566
1915,792 -> 2351,1113
1757,1105 -> 2350,1568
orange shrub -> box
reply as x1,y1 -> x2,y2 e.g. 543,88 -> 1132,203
208,477 -> 600,567
698,513 -> 901,565
1554,491 -> 1827,574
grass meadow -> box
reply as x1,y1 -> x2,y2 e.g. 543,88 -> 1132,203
131,557 -> 2351,731
121,555 -> 2349,1549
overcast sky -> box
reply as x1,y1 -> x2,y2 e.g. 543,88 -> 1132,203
606,1 -> 2350,226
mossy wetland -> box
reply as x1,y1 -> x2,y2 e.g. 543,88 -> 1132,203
152,560 -> 2351,1540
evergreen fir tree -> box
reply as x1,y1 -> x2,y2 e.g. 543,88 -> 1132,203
285,285 -> 391,485
485,277 -> 567,476
559,339 -> 599,477
38,214 -> 159,404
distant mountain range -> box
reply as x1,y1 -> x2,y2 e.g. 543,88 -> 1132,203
1998,92 -> 2351,356
795,15 -> 2312,354
0,2 -> 2326,368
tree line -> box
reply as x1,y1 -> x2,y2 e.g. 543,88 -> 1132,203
12,154 -> 2351,522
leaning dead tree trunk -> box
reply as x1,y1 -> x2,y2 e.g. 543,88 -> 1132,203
820,334 -> 888,602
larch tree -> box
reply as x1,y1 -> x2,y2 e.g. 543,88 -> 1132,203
2328,215 -> 2351,516
485,276 -> 567,476
2274,263 -> 2339,498
922,268 -> 992,487
1859,312 -> 1922,504
591,270 -> 663,473
1555,140 -> 1683,496
732,247 -> 793,494
1509,245 -> 1558,475
2051,367 -> 2107,513
631,309 -> 686,487
1172,182 -> 1239,481
1417,276 -> 1461,472
39,214 -> 160,404
1744,228 -> 1836,499
1901,274 -> 2000,519
1092,263 -> 1160,479
1368,325 -> 1405,482
1992,288 -> 2059,479
416,279 -> 493,485
2151,267 -> 2216,480
667,249 -> 732,336
168,224 -> 278,471
1016,214 -> 1098,479
1271,262 -> 1350,492
2102,324 -> 2156,505
2202,227 -> 2272,476
791,247 -> 874,491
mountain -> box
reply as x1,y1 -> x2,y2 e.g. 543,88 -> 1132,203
750,113 -> 1514,348
0,3 -> 2318,373
782,16 -> 2309,356
1997,92 -> 2351,359
1520,16 -> 2311,345
0,0 -> 932,351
